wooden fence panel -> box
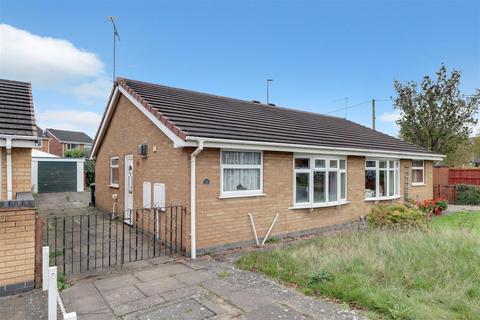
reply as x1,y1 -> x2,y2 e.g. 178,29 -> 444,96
448,169 -> 480,186
433,184 -> 456,204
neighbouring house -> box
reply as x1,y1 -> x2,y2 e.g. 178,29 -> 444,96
0,79 -> 37,200
0,79 -> 37,296
35,125 -> 50,153
90,78 -> 443,258
45,128 -> 93,157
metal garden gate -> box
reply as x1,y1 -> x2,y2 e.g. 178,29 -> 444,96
41,206 -> 186,275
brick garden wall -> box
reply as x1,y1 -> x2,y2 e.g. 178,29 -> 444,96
0,206 -> 35,296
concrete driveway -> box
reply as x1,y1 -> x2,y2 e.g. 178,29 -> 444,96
36,192 -> 92,214
61,254 -> 365,320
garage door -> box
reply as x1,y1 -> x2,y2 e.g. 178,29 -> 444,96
38,161 -> 77,192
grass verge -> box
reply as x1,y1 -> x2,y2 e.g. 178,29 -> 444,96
237,218 -> 480,319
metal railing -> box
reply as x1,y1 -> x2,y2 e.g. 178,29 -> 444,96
42,206 -> 186,275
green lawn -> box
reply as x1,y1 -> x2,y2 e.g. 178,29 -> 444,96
432,211 -> 480,231
238,213 -> 480,320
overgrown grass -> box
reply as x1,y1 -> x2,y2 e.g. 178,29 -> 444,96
433,211 -> 480,231
237,219 -> 480,319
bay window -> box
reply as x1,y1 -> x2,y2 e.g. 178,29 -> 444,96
365,159 -> 399,200
294,155 -> 347,207
221,150 -> 263,197
412,160 -> 425,185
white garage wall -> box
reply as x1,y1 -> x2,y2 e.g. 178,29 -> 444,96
31,160 -> 38,193
76,160 -> 84,192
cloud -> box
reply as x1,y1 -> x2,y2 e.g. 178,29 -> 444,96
70,78 -> 113,104
379,111 -> 401,123
37,110 -> 102,137
0,24 -> 104,87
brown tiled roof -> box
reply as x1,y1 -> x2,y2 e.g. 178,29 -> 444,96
118,78 -> 435,155
0,79 -> 36,136
46,128 -> 92,143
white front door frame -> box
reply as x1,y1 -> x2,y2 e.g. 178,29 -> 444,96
124,155 -> 134,224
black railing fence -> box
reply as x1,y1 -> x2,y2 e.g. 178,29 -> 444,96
42,206 -> 186,275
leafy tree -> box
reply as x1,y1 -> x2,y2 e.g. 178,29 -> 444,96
84,159 -> 95,186
64,148 -> 95,186
444,139 -> 472,167
471,136 -> 480,160
393,64 -> 480,158
64,148 -> 87,158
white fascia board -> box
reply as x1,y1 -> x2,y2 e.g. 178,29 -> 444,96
32,158 -> 85,162
45,129 -> 60,140
90,86 -> 187,159
118,86 -> 188,148
0,138 -> 36,148
61,141 -> 93,145
185,136 -> 444,161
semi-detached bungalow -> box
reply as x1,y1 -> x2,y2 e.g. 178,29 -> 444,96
90,78 -> 443,258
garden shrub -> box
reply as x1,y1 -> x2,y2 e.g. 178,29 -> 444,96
456,184 -> 480,205
84,159 -> 95,186
367,203 -> 426,228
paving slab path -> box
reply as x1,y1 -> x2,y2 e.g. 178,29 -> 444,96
60,254 -> 366,320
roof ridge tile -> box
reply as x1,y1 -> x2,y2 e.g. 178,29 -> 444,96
118,79 -> 188,141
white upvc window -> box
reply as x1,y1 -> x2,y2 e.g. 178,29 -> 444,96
293,155 -> 347,207
67,143 -> 79,150
220,150 -> 263,197
412,160 -> 425,185
364,159 -> 400,200
110,157 -> 119,187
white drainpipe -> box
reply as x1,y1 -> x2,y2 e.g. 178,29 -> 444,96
190,140 -> 204,259
6,138 -> 12,200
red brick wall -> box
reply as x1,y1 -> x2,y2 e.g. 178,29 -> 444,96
46,133 -> 63,156
38,138 -> 50,153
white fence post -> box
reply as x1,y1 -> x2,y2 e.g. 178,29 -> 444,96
43,246 -> 49,291
64,312 -> 77,320
48,266 -> 57,320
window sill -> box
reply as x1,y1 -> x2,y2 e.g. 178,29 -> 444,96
218,193 -> 266,199
412,183 -> 426,187
109,184 -> 119,189
289,201 -> 350,210
364,195 -> 401,202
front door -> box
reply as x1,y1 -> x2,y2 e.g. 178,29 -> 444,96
124,155 -> 134,224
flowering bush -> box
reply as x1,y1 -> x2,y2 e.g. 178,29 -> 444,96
416,198 -> 448,216
367,204 -> 426,229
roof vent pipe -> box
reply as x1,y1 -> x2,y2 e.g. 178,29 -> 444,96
251,100 -> 261,104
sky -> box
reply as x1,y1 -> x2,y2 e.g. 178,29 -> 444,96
0,0 -> 479,138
